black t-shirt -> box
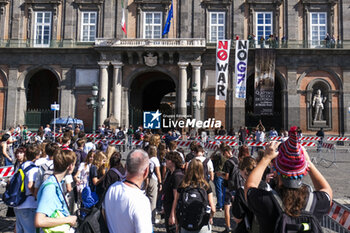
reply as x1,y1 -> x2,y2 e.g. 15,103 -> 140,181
163,169 -> 184,213
222,157 -> 238,188
89,165 -> 106,197
102,166 -> 125,191
247,188 -> 331,233
232,188 -> 253,233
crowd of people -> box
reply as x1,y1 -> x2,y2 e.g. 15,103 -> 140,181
0,123 -> 333,233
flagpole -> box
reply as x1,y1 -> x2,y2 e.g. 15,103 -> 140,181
172,0 -> 175,38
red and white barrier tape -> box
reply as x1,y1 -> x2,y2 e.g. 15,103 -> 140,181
322,142 -> 335,150
328,201 -> 350,230
215,136 -> 237,140
0,166 -> 14,178
327,137 -> 349,141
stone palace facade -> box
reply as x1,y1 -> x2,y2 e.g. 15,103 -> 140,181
0,0 -> 350,134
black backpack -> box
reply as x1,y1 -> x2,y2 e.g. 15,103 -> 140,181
271,189 -> 323,233
77,191 -> 109,233
3,164 -> 36,207
225,157 -> 242,191
176,187 -> 210,231
202,158 -> 211,182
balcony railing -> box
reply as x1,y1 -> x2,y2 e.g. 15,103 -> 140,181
0,38 -> 349,49
0,39 -> 94,48
95,38 -> 206,47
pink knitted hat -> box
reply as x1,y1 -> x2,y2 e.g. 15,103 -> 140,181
273,126 -> 309,184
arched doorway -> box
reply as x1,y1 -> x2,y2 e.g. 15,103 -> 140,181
245,74 -> 283,132
25,69 -> 59,129
129,72 -> 176,128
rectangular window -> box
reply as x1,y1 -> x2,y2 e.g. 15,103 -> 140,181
80,12 -> 97,42
34,12 -> 51,47
209,12 -> 225,43
310,12 -> 327,47
81,12 -> 97,42
256,12 -> 273,40
143,12 -> 162,39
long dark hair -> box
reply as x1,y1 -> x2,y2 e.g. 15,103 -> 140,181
280,184 -> 309,217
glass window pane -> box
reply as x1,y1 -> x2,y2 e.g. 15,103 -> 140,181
44,13 -> 50,23
37,13 -> 43,23
218,14 -> 224,24
265,13 -> 271,19
320,18 -> 326,24
211,14 -> 217,24
258,19 -> 263,24
258,14 -> 263,19
154,17 -> 161,24
265,18 -> 271,24
90,14 -> 96,24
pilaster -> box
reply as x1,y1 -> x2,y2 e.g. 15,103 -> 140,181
98,61 -> 109,126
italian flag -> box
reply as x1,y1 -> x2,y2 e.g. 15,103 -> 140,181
121,0 -> 127,35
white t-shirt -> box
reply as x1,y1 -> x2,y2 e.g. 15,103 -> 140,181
44,127 -> 51,135
149,157 -> 160,181
195,156 -> 214,172
255,131 -> 265,142
103,182 -> 152,233
35,156 -> 49,167
34,160 -> 53,189
77,162 -> 91,191
16,161 -> 39,209
84,142 -> 96,154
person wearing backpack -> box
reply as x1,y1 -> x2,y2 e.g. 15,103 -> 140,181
174,159 -> 216,233
13,144 -> 40,233
163,151 -> 185,233
34,149 -> 77,231
102,151 -> 125,191
211,143 -> 227,212
34,142 -> 60,197
245,127 -> 333,233
218,145 -> 239,233
192,145 -> 214,182
231,157 -> 260,233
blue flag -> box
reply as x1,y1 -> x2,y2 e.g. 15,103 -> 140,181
162,2 -> 173,36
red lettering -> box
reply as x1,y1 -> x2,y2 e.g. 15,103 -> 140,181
218,40 -> 228,50
217,50 -> 228,61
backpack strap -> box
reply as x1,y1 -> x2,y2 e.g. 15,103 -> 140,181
110,168 -> 125,180
271,189 -> 284,213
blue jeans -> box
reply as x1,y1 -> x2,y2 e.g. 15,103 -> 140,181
214,175 -> 225,209
5,156 -> 12,166
14,208 -> 36,233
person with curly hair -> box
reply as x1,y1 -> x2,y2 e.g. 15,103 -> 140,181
245,127 -> 332,233
163,151 -> 184,233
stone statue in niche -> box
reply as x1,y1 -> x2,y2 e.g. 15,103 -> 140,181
312,89 -> 327,123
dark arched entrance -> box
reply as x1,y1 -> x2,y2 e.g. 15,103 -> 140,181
26,70 -> 59,129
130,72 -> 176,128
245,74 -> 283,132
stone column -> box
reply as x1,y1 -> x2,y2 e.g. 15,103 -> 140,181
122,87 -> 130,127
177,62 -> 188,117
192,62 -> 202,121
342,70 -> 350,135
5,67 -> 18,128
111,62 -> 123,127
98,61 -> 109,126
287,67 -> 300,128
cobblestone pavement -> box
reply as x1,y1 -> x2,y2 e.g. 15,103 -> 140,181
0,149 -> 349,233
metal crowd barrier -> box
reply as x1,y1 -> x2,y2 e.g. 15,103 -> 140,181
321,200 -> 350,233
